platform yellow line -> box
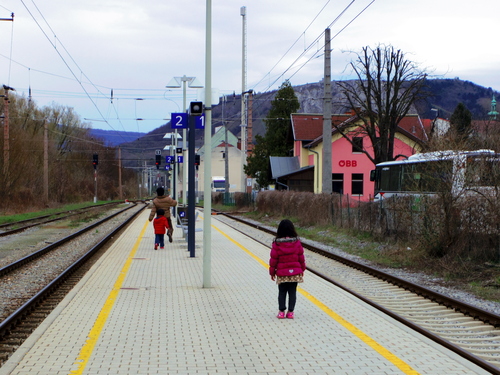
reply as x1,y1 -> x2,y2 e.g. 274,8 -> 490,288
69,219 -> 150,375
212,224 -> 420,375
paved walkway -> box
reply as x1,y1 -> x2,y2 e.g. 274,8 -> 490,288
0,209 -> 490,374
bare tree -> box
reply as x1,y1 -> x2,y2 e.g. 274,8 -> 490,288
336,45 -> 429,164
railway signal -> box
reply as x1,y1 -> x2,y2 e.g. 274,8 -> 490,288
189,101 -> 203,116
155,154 -> 161,169
92,154 -> 98,169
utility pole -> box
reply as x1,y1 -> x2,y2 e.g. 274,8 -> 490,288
1,85 -> 14,185
223,95 -> 230,194
203,0 -> 213,287
44,119 -> 49,204
246,90 -> 253,193
240,6 -> 247,193
1,13 -> 14,189
118,147 -> 123,200
322,28 -> 332,194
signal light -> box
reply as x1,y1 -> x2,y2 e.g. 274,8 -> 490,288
189,101 -> 203,116
92,154 -> 98,168
194,154 -> 200,170
155,154 -> 161,169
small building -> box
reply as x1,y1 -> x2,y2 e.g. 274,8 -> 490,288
196,126 -> 245,193
271,112 -> 430,200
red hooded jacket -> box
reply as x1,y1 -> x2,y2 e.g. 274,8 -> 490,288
153,215 -> 169,234
269,237 -> 306,277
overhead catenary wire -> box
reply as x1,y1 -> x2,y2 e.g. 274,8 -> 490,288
6,0 -> 376,146
18,0 -> 147,144
239,0 -> 376,128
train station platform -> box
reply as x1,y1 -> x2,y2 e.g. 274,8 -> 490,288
0,208 -> 491,375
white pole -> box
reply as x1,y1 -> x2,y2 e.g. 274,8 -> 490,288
182,78 -> 188,205
203,0 -> 212,288
240,6 -> 247,192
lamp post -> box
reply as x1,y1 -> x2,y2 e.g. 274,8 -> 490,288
166,76 -> 203,206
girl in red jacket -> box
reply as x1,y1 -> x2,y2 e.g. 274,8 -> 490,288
153,209 -> 170,250
269,219 -> 306,319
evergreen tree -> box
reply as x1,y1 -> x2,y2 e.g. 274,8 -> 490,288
449,102 -> 472,143
244,80 -> 300,188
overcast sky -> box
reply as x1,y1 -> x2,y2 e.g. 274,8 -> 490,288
1,0 -> 499,134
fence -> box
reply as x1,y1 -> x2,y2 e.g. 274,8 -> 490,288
211,192 -> 257,208
254,190 -> 500,262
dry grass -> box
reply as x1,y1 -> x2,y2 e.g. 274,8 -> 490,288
234,190 -> 500,302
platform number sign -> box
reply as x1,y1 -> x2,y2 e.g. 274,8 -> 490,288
177,156 -> 183,163
195,114 -> 205,129
171,113 -> 187,129
165,156 -> 175,164
171,112 -> 204,129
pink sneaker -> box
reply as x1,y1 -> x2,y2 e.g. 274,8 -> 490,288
286,311 -> 294,319
277,311 -> 285,319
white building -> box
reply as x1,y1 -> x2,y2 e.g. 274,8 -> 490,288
197,126 -> 245,193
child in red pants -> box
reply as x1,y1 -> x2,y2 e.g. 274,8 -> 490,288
153,208 -> 170,250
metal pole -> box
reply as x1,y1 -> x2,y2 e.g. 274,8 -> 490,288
188,115 -> 196,257
118,147 -> 123,200
322,28 -> 332,194
223,95 -> 229,194
240,6 -> 247,193
43,119 -> 49,203
94,168 -> 97,203
182,78 -> 188,205
203,0 -> 212,287
2,87 -> 11,184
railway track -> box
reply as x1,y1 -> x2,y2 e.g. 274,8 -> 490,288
0,202 -> 121,237
0,202 -> 147,366
214,211 -> 500,374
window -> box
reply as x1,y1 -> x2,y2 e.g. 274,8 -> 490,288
352,173 -> 364,195
332,173 -> 344,194
352,137 -> 363,153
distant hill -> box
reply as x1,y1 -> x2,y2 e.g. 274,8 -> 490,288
114,78 -> 500,169
89,129 -> 146,146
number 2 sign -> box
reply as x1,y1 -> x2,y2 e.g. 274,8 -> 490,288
171,113 -> 187,129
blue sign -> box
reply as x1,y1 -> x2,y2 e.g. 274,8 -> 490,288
165,155 -> 174,164
177,156 -> 183,163
164,165 -> 171,171
171,113 -> 188,129
195,114 -> 205,129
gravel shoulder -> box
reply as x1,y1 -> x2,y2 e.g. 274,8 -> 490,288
227,214 -> 500,316
0,203 -> 145,321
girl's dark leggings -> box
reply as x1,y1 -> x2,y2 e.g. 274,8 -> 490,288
278,282 -> 298,312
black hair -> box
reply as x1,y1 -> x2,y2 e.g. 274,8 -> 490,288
275,219 -> 298,240
156,208 -> 165,216
156,187 -> 165,196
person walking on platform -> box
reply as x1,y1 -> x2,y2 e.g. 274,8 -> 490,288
269,219 -> 306,319
149,187 -> 177,243
153,209 -> 170,250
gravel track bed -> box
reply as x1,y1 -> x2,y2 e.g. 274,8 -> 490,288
0,204 -> 144,321
216,214 -> 500,316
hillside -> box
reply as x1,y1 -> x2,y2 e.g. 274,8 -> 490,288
116,78 -> 499,169
89,129 -> 145,146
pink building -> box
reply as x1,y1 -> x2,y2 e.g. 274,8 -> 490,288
269,112 -> 430,201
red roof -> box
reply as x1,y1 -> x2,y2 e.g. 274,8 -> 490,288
291,114 -> 351,141
291,113 -> 430,146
